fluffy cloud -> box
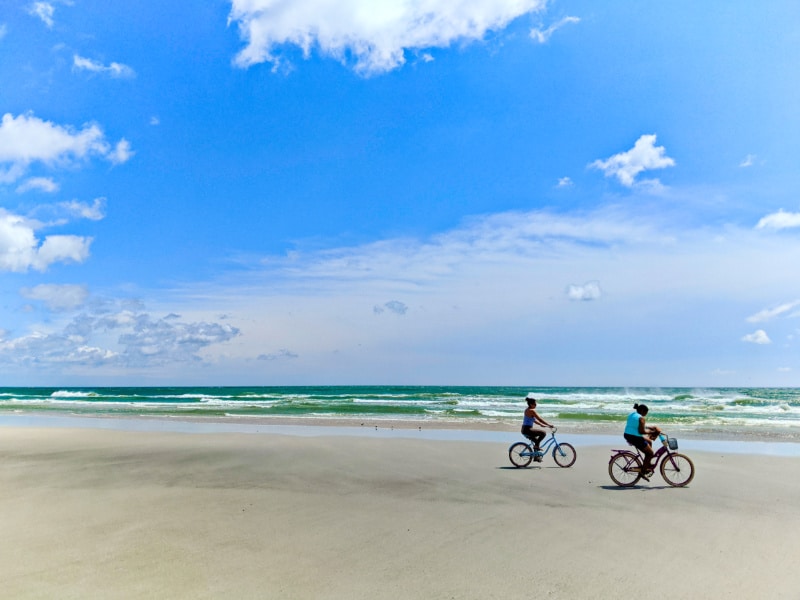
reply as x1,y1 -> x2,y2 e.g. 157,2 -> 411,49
20,283 -> 89,311
0,112 -> 132,184
566,281 -> 601,301
0,210 -> 92,272
229,0 -> 547,75
589,134 -> 675,187
742,329 -> 771,345
28,2 -> 55,28
0,303 -> 240,368
756,209 -> 800,231
73,55 -> 136,78
530,15 -> 579,43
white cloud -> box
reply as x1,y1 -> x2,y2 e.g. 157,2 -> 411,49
0,112 -> 131,184
59,197 -> 106,221
109,139 -> 134,164
742,329 -> 771,344
557,176 -> 572,187
530,15 -> 579,43
16,177 -> 59,194
589,134 -> 675,187
28,2 -> 55,28
21,283 -> 89,311
746,300 -> 800,323
739,154 -> 757,167
150,116 -> 160,126
228,0 -> 547,75
756,209 -> 800,231
566,281 -> 601,301
73,55 -> 136,78
0,210 -> 91,272
0,303 -> 240,369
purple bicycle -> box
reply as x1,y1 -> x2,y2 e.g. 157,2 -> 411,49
608,432 -> 695,487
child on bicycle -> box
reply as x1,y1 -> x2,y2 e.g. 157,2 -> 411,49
521,394 -> 553,462
624,403 -> 661,480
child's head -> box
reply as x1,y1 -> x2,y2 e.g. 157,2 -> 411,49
633,403 -> 649,416
526,393 -> 537,407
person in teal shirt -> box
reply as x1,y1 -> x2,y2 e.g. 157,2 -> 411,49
623,403 -> 661,480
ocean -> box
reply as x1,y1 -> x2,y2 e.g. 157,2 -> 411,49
1,386 -> 798,439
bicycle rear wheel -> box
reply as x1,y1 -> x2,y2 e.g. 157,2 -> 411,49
509,442 -> 533,467
552,443 -> 577,468
660,452 -> 695,487
608,452 -> 642,486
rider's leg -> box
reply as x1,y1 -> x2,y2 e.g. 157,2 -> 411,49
642,444 -> 654,472
532,429 -> 545,450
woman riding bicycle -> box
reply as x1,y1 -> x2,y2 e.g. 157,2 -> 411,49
624,403 -> 661,480
521,394 -> 553,462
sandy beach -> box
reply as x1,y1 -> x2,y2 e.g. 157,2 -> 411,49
0,424 -> 798,599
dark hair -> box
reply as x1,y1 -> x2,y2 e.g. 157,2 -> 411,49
526,398 -> 537,406
633,403 -> 649,416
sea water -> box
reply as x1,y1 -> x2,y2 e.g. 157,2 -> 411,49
0,386 -> 798,439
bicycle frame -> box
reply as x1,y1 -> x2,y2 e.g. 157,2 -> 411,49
518,429 -> 559,457
609,432 -> 695,487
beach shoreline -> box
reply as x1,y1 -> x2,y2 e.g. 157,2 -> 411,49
2,410 -> 798,450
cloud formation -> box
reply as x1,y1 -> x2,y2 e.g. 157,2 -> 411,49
530,15 -> 579,43
28,2 -> 55,28
73,55 -> 136,78
0,301 -> 240,369
566,281 -> 601,301
0,112 -> 131,184
16,177 -> 59,194
0,210 -> 92,272
756,210 -> 800,231
229,0 -> 547,75
746,300 -> 800,323
589,134 -> 675,187
20,283 -> 89,311
742,329 -> 770,345
257,349 -> 299,361
374,300 -> 408,315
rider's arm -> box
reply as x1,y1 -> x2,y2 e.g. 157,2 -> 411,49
533,410 -> 553,428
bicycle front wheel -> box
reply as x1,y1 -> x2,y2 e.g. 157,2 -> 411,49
660,452 -> 695,487
552,443 -> 577,468
509,442 -> 533,468
608,452 -> 642,487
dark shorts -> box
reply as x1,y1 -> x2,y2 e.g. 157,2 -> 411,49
624,433 -> 651,452
522,425 -> 546,446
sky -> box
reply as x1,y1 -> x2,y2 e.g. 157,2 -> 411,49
1,0 -> 799,387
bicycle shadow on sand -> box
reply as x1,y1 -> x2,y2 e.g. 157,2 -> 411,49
599,484 -> 678,491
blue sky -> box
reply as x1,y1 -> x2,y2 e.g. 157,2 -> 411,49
1,0 -> 799,386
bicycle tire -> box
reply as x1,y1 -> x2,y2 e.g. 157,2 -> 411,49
552,443 -> 577,468
509,442 -> 533,467
608,452 -> 642,486
660,452 -> 695,487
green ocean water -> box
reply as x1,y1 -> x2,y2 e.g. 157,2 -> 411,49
0,386 -> 798,435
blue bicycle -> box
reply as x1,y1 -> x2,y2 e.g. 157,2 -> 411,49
508,427 -> 577,468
